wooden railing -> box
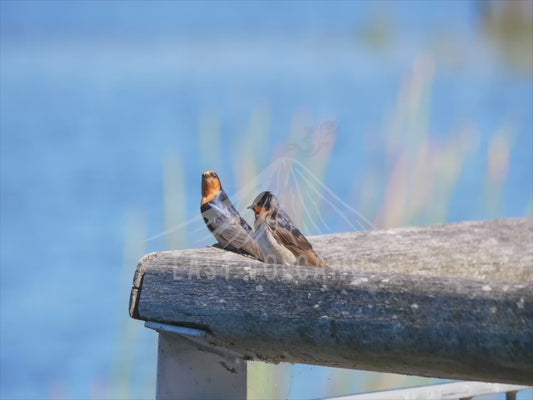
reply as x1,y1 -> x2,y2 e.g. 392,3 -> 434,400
129,218 -> 533,399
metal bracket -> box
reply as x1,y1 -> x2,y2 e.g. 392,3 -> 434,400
145,321 -> 207,337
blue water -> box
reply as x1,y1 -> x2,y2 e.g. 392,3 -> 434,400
1,2 -> 532,399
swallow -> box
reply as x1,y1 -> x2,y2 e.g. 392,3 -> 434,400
201,171 -> 265,261
248,191 -> 330,268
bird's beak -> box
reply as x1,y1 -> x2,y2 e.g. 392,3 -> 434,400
247,205 -> 254,210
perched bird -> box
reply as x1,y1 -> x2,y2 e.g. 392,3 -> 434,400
201,171 -> 265,261
248,191 -> 330,268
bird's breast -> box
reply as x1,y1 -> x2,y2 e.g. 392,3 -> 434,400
254,224 -> 298,265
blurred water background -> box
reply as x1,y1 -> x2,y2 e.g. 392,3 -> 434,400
1,1 -> 532,399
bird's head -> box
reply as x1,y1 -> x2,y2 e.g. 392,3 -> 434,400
248,191 -> 279,220
201,170 -> 222,205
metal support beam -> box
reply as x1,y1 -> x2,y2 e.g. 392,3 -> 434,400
329,382 -> 532,400
146,322 -> 247,400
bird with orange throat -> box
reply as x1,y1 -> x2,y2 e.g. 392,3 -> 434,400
201,171 -> 265,261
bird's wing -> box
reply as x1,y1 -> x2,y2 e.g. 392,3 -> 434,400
201,200 -> 265,261
268,210 -> 313,251
216,218 -> 265,260
268,210 -> 330,268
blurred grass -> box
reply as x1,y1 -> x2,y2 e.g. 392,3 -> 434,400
199,111 -> 222,173
111,210 -> 156,399
164,153 -> 188,250
248,362 -> 292,400
375,55 -> 481,228
485,125 -> 515,219
233,104 -> 271,208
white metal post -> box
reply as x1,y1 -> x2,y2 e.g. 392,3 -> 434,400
146,322 -> 247,400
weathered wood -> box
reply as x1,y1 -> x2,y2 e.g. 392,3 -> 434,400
130,218 -> 533,384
